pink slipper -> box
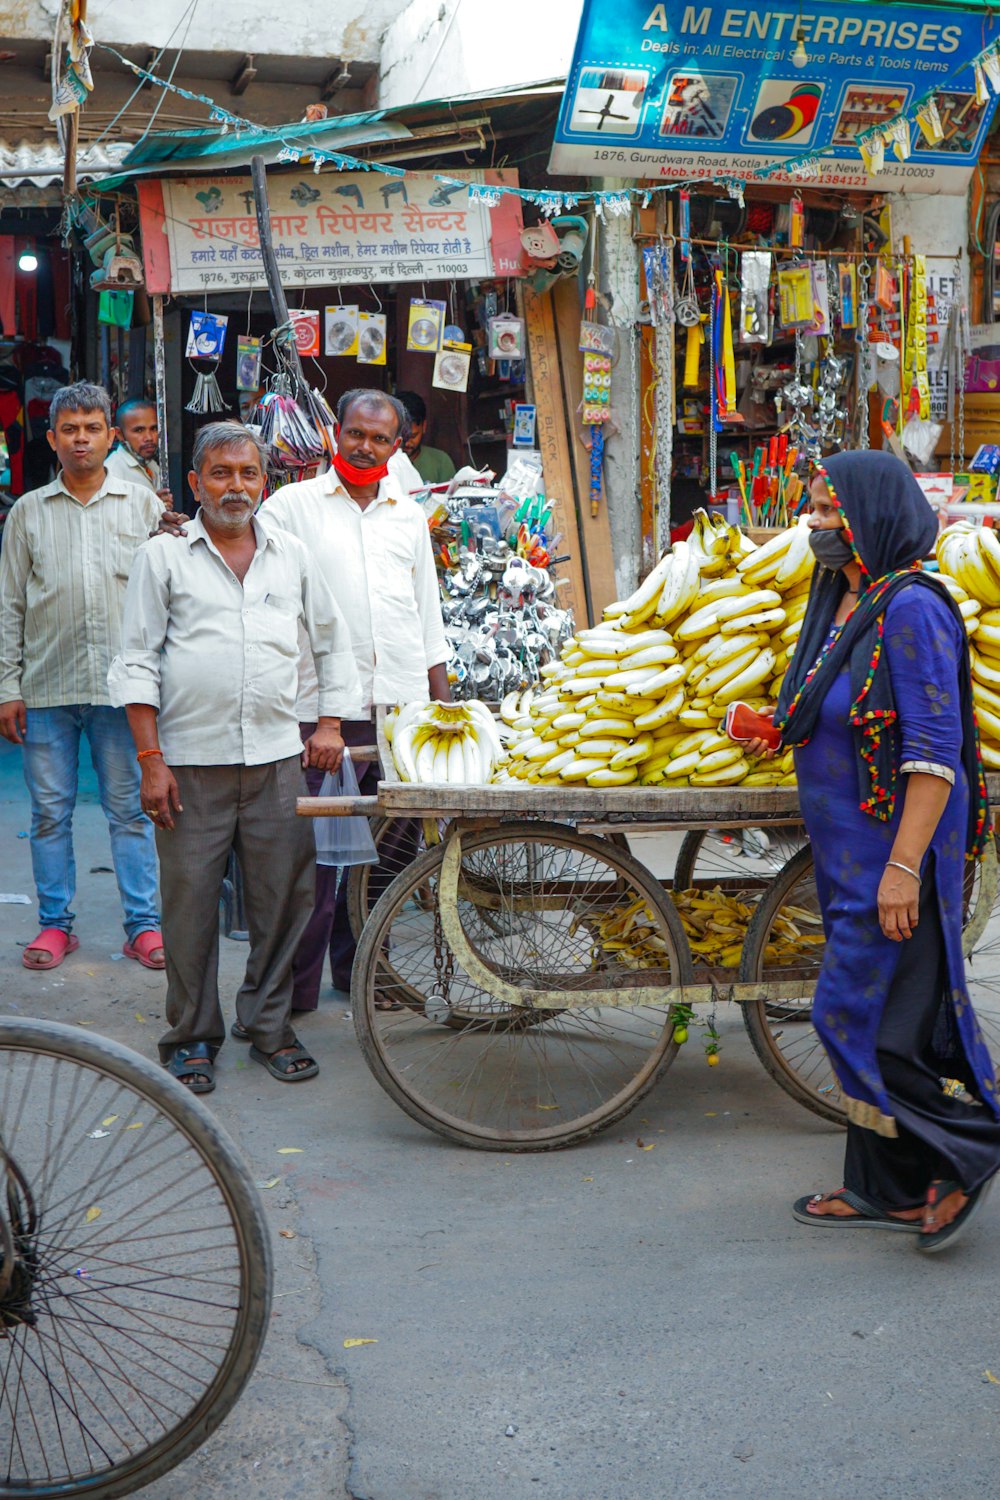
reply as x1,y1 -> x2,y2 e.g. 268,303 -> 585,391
22,929 -> 79,970
123,929 -> 166,970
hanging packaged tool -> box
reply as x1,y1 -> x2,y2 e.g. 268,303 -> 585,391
679,189 -> 691,262
777,263 -> 814,330
902,253 -> 930,421
739,251 -> 771,345
683,319 -> 704,389
805,262 -> 831,338
838,263 -> 858,330
712,268 -> 738,426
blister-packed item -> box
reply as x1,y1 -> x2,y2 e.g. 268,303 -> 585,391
739,252 -> 771,345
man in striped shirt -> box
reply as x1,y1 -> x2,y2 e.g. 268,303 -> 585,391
0,382 -> 164,972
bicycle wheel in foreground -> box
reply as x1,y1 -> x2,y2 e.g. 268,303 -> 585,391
352,821 -> 693,1151
0,1018 -> 271,1500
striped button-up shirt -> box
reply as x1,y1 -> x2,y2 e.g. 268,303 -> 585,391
0,470 -> 163,709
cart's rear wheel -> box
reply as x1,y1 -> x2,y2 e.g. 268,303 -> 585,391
673,825 -> 805,892
351,821 -> 694,1150
739,835 -> 1000,1125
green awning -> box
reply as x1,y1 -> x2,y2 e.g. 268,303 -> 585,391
117,109 -> 413,174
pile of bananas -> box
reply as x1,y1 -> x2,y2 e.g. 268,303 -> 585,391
386,700 -> 504,785
578,896 -> 671,970
936,521 -> 1000,772
582,886 -> 824,973
671,887 -> 825,969
495,511 -> 813,788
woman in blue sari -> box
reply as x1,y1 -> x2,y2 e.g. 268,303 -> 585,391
767,451 -> 1000,1251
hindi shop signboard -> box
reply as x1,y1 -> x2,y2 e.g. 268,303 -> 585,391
549,1 -> 999,193
140,170 -> 524,294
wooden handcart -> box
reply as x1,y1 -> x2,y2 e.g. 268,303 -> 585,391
299,733 -> 1000,1152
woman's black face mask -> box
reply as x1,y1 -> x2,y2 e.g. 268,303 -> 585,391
809,526 -> 856,571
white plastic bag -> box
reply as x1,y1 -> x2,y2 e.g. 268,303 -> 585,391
313,754 -> 378,867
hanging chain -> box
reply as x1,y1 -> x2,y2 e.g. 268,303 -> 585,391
646,238 -> 675,555
658,239 -> 675,553
630,291 -> 640,526
708,272 -> 718,497
957,255 -> 967,469
856,259 -> 871,450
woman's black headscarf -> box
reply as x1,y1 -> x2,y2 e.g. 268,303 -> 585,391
774,450 -> 990,860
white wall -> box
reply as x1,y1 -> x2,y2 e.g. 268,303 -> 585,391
378,0 -> 580,107
891,194 -> 967,267
0,0 -> 404,59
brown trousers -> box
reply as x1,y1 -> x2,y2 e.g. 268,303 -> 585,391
156,755 -> 315,1061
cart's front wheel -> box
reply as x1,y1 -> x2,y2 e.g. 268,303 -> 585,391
351,821 -> 694,1150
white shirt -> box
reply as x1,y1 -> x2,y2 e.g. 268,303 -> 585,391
260,470 -> 448,717
105,444 -> 161,492
0,470 -> 162,708
108,511 -> 362,766
388,448 -> 426,495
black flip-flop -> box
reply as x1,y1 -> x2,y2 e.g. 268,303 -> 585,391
792,1187 -> 922,1232
164,1042 -> 216,1094
230,1021 -> 250,1042
248,1040 -> 319,1082
918,1177 -> 993,1254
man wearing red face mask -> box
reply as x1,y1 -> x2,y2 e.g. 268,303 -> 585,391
259,389 -> 449,1007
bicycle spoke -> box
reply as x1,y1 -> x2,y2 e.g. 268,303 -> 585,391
0,1020 -> 268,1494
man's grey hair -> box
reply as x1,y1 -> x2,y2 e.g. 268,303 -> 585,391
49,382 -> 112,429
336,388 -> 408,441
191,421 -> 266,474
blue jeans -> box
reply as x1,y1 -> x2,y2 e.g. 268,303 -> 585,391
20,705 -> 160,941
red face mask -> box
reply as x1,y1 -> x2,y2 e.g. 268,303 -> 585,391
332,423 -> 393,486
332,449 -> 390,486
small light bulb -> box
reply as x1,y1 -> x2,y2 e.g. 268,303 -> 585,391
791,29 -> 809,69
17,250 -> 38,272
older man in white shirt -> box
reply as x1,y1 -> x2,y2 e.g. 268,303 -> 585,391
259,388 -> 449,1006
110,423 -> 361,1094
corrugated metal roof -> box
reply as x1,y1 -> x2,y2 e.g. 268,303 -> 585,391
98,81 -> 566,180
0,139 -> 134,186
118,112 -> 413,173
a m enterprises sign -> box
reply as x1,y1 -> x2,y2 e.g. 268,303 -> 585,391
549,1 -> 998,192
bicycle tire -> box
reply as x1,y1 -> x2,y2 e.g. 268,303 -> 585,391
0,1018 -> 272,1500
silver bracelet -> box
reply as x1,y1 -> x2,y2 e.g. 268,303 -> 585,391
885,860 -> 921,885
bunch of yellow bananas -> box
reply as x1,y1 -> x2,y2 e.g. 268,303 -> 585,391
496,510 -> 811,789
581,896 -> 672,971
671,886 -> 824,969
936,522 -> 1000,771
387,701 -> 504,785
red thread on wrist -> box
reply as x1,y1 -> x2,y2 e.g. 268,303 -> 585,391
137,749 -> 163,762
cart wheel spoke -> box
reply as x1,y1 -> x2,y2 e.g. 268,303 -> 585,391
351,821 -> 694,1150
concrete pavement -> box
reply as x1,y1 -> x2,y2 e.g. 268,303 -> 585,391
2,738 -> 1000,1500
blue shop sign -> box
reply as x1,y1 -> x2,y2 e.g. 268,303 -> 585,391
550,1 -> 999,192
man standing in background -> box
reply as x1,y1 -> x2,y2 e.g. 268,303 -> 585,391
396,390 -> 456,485
261,388 -> 450,1006
106,398 -> 170,500
0,382 -> 164,971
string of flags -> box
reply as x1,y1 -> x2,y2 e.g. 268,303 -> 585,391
88,30 -> 1000,215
